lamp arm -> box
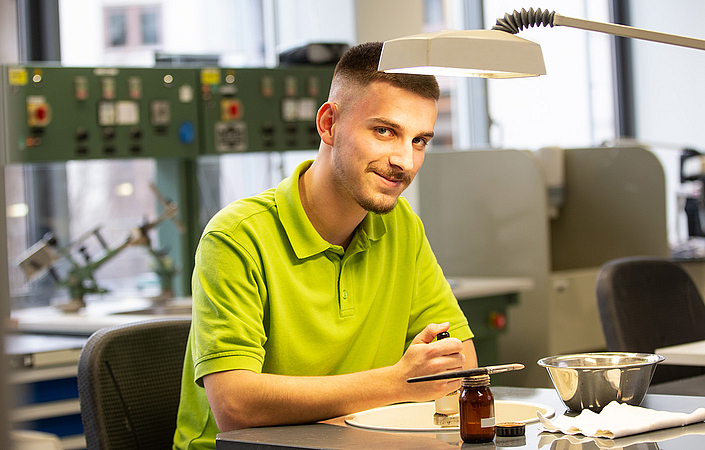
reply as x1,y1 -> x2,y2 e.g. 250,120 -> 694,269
554,14 -> 705,51
493,7 -> 705,52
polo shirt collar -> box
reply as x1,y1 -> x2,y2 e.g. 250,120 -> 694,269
359,208 -> 387,243
275,160 -> 387,260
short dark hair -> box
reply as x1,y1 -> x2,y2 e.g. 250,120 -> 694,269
331,42 -> 440,101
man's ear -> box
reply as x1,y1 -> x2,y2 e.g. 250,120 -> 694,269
316,101 -> 336,146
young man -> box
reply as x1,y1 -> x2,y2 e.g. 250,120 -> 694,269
173,42 -> 477,449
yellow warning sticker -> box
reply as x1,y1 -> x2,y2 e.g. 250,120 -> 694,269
200,68 -> 220,85
8,67 -> 28,86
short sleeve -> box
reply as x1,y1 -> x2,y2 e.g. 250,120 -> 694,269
191,230 -> 269,384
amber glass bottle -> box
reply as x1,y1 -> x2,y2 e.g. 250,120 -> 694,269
459,374 -> 495,443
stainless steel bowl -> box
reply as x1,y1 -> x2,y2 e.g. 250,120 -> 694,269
537,352 -> 665,413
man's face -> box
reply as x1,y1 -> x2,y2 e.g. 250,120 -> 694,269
330,81 -> 437,214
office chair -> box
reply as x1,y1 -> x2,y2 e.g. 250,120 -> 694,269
78,318 -> 191,450
596,256 -> 705,384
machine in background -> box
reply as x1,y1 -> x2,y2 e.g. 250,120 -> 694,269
1,64 -> 335,305
17,184 -> 183,312
671,148 -> 705,259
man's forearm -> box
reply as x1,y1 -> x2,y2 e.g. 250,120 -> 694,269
205,365 -> 415,431
204,328 -> 475,431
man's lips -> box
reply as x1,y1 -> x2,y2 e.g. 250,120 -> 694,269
375,172 -> 401,185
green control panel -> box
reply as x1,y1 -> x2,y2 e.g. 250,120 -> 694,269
1,66 -> 200,162
198,67 -> 332,155
1,65 -> 334,163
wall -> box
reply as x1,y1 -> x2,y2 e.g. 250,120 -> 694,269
355,0 -> 424,44
0,0 -> 18,63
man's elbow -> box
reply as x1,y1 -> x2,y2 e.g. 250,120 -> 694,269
204,372 -> 263,431
210,399 -> 259,431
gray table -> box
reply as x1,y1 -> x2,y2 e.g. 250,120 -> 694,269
656,340 -> 705,366
216,387 -> 705,449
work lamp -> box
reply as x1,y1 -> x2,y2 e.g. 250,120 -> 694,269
378,8 -> 705,78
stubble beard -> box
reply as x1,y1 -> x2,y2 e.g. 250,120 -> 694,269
333,155 -> 410,215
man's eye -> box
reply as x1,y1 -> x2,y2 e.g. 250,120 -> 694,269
413,137 -> 429,147
376,127 -> 392,136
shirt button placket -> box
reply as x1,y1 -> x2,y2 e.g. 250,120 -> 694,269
339,262 -> 354,316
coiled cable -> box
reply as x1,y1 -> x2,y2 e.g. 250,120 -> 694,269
491,8 -> 556,34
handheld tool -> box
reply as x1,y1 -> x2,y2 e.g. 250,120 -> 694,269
407,363 -> 525,383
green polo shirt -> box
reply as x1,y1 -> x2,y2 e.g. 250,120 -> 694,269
173,160 -> 472,450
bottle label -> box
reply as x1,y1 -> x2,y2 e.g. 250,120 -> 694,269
481,417 -> 495,428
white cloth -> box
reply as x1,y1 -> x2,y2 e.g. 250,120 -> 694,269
538,422 -> 705,448
538,401 -> 705,439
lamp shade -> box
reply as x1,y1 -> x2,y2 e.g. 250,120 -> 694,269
378,29 -> 546,78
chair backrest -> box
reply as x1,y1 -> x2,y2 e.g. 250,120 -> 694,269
596,256 -> 705,382
78,318 -> 191,450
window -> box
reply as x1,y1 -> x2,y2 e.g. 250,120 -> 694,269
107,10 -> 127,47
483,0 -> 615,150
104,5 -> 162,49
141,9 -> 159,45
627,0 -> 705,246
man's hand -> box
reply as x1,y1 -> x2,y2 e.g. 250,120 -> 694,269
391,322 -> 469,402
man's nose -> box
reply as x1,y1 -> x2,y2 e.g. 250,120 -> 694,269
388,141 -> 415,171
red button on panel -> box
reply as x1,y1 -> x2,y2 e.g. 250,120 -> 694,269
488,312 -> 507,330
27,98 -> 52,127
220,99 -> 243,121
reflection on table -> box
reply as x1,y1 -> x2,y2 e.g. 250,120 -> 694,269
216,387 -> 705,449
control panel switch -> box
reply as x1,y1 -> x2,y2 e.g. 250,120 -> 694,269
220,99 -> 243,121
150,100 -> 171,127
26,96 -> 52,127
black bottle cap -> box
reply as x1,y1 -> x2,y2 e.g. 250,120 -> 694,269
495,422 -> 526,437
436,331 -> 450,340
